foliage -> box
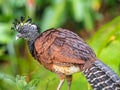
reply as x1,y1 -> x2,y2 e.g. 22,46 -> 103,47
0,73 -> 39,90
40,0 -> 101,31
0,16 -> 120,90
0,0 -> 120,90
89,16 -> 120,76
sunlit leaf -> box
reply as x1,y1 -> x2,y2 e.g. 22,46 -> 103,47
41,0 -> 66,31
70,0 -> 84,22
88,16 -> 120,75
89,16 -> 120,55
0,23 -> 12,44
83,7 -> 94,30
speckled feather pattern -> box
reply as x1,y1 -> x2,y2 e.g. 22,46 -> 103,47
82,60 -> 120,90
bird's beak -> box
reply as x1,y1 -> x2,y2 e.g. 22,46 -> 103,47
16,33 -> 22,40
16,36 -> 19,40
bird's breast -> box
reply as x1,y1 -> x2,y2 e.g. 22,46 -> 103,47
53,64 -> 80,75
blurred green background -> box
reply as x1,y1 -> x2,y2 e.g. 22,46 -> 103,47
0,0 -> 120,90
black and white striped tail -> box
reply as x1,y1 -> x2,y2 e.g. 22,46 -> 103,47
82,60 -> 120,90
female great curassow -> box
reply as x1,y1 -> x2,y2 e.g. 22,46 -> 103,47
12,17 -> 120,90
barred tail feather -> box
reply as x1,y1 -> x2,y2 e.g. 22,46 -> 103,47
82,60 -> 120,90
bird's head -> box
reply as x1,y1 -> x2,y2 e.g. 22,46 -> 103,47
12,16 -> 40,41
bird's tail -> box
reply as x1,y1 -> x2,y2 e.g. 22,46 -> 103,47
82,60 -> 120,90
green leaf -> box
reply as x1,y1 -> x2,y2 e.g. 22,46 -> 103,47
83,7 -> 93,30
88,16 -> 120,75
0,23 -> 12,44
15,75 -> 39,90
0,73 -> 15,85
89,16 -> 120,55
70,0 -> 85,22
27,79 -> 39,90
15,75 -> 27,90
70,0 -> 94,30
99,41 -> 120,75
41,0 -> 66,31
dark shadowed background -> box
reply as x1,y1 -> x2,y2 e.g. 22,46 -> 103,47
0,0 -> 120,90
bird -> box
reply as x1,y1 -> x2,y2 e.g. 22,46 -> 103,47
12,16 -> 120,90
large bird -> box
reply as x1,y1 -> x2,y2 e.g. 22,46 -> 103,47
12,17 -> 120,90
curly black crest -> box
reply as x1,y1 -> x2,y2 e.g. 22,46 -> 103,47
11,16 -> 40,33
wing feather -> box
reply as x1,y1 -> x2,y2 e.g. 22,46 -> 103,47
34,28 -> 96,67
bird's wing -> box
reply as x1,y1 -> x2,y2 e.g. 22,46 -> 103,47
34,28 -> 96,65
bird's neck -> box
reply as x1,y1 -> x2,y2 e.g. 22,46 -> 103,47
27,32 -> 40,57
